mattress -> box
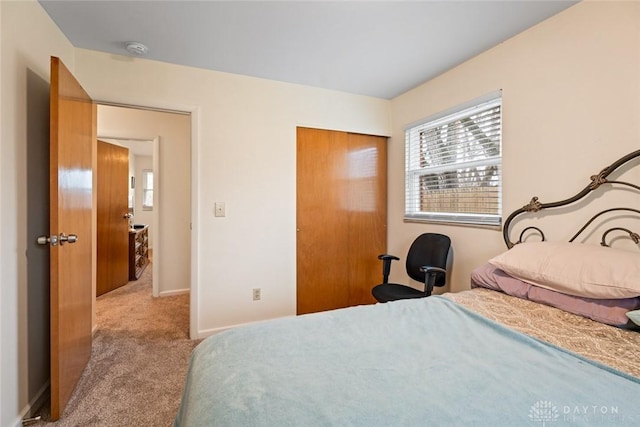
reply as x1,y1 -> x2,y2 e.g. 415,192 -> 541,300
445,288 -> 640,378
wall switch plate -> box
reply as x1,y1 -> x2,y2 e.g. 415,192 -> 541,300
214,202 -> 226,217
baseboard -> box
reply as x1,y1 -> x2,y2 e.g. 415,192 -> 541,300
16,381 -> 50,426
196,315 -> 295,339
158,288 -> 190,297
196,324 -> 241,339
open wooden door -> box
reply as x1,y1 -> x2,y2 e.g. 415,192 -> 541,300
97,140 -> 130,296
48,57 -> 94,420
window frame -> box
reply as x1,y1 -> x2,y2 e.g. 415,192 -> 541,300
404,91 -> 502,227
142,169 -> 154,211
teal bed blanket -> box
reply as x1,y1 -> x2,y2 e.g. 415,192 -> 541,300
175,296 -> 640,426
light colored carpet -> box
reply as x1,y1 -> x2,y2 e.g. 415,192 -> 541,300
34,264 -> 199,426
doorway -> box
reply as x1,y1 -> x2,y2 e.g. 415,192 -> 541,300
97,136 -> 158,294
96,104 -> 191,318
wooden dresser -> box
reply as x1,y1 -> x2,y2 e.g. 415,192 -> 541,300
129,225 -> 150,280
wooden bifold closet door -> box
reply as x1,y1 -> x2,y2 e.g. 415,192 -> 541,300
296,127 -> 387,315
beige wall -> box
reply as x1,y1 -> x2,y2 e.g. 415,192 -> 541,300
98,106 -> 191,295
74,48 -> 392,336
389,1 -> 640,293
1,1 -> 76,425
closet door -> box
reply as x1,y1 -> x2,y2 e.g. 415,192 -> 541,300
345,132 -> 387,307
296,127 -> 387,314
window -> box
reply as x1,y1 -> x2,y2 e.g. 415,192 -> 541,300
405,92 -> 502,226
142,169 -> 153,210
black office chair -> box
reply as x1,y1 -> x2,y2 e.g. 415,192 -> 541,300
371,233 -> 451,303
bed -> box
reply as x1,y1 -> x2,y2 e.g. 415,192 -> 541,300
175,150 -> 640,426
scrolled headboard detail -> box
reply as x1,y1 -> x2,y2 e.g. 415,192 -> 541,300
503,149 -> 640,249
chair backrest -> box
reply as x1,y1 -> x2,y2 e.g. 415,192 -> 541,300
405,233 -> 451,287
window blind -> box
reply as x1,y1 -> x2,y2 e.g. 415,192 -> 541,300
405,95 -> 502,226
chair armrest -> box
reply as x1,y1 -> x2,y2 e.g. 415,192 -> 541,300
378,254 -> 400,261
420,266 -> 446,296
378,254 -> 400,284
420,266 -> 446,275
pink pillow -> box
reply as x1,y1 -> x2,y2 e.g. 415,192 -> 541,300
471,263 -> 640,328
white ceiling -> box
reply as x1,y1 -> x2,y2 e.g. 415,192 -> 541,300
39,0 -> 577,99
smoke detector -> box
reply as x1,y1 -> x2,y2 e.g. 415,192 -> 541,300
125,42 -> 149,56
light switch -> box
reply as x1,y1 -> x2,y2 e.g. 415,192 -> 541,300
214,202 -> 226,217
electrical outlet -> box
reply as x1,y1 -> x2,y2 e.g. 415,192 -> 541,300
214,202 -> 226,217
252,288 -> 261,301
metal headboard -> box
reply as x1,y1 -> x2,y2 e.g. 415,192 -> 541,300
502,149 -> 640,249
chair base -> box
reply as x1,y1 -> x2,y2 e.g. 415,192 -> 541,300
372,283 -> 428,303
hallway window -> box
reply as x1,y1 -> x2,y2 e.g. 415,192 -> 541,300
143,169 -> 154,210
